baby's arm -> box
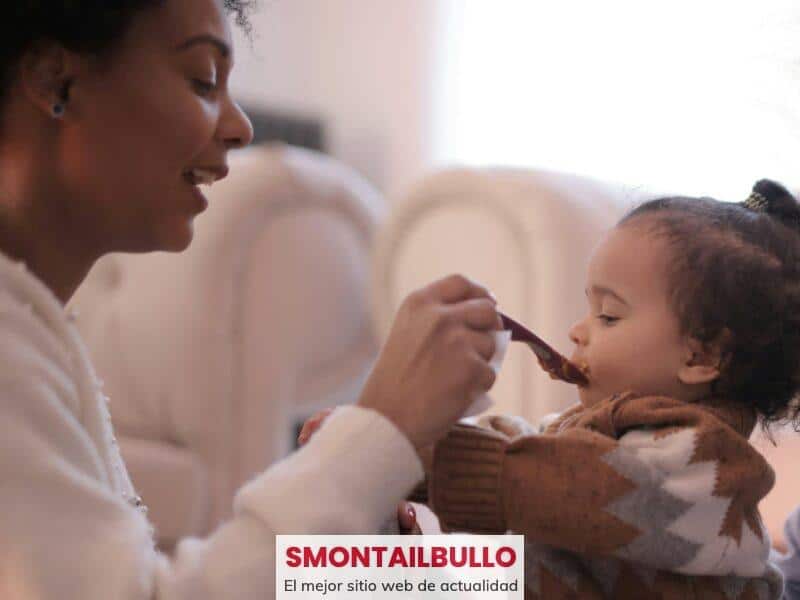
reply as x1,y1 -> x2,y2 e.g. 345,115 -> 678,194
429,395 -> 775,578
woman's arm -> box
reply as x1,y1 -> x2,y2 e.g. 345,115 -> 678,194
0,272 -> 501,598
159,406 -> 422,598
0,377 -> 421,600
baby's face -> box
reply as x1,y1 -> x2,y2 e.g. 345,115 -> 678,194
569,223 -> 691,407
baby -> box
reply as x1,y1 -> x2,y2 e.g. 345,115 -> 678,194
426,180 -> 800,599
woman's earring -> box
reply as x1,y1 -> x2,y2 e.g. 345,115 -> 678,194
52,103 -> 65,119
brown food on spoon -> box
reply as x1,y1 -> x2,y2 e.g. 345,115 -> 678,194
500,313 -> 589,386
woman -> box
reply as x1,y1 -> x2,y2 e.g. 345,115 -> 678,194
0,1 -> 501,597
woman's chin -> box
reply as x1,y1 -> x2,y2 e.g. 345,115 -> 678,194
117,220 -> 195,254
152,217 -> 196,252
161,229 -> 194,253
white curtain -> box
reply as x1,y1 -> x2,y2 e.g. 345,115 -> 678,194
432,0 -> 800,199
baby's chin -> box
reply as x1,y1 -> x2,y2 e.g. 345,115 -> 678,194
576,382 -> 624,408
577,386 -> 603,408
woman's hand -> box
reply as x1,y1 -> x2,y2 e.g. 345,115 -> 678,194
358,274 -> 502,449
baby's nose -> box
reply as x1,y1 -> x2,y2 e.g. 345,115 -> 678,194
568,320 -> 587,346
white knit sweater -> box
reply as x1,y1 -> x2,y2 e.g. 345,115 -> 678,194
0,252 -> 423,599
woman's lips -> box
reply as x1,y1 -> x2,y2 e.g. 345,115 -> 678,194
181,168 -> 219,213
186,182 -> 209,212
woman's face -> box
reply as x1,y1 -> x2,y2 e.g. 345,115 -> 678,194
61,0 -> 253,253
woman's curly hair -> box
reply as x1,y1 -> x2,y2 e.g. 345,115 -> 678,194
620,180 -> 800,430
0,1 -> 256,111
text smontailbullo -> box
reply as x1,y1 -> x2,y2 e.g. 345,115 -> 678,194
285,545 -> 517,568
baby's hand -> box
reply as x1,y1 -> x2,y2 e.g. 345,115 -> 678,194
476,414 -> 536,440
297,408 -> 335,446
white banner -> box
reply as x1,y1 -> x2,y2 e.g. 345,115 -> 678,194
276,534 -> 524,599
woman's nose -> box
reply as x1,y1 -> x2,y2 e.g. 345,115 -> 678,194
219,98 -> 254,151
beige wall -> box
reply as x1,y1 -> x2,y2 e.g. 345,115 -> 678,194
230,0 -> 442,194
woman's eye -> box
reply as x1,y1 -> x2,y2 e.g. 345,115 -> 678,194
192,79 -> 217,96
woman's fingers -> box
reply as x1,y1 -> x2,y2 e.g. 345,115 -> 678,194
459,329 -> 496,361
425,274 -> 496,305
357,274 -> 501,449
471,355 -> 498,390
451,298 -> 504,331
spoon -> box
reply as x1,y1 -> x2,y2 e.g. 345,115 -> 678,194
499,312 -> 589,386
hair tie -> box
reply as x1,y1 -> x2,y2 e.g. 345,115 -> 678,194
741,191 -> 769,213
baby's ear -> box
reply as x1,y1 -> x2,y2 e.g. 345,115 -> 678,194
677,332 -> 729,385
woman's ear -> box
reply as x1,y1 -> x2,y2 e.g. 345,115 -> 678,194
17,41 -> 78,118
677,333 -> 728,385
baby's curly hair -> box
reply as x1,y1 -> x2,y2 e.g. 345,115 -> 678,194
0,1 -> 257,111
620,180 -> 800,430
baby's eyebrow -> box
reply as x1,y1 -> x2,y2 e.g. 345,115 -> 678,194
585,285 -> 630,306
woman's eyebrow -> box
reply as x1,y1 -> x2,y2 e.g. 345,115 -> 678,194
174,34 -> 231,59
585,285 -> 629,306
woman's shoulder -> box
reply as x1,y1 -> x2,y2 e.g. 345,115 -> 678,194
0,256 -> 80,409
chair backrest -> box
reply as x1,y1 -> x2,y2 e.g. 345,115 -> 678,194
371,167 -> 652,422
70,144 -> 385,542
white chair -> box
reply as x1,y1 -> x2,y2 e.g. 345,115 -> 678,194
69,144 -> 385,550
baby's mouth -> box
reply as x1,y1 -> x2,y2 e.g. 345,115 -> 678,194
573,360 -> 591,386
499,312 -> 589,386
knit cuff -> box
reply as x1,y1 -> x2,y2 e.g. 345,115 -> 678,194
429,423 -> 509,533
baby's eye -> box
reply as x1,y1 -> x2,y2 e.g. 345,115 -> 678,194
597,314 -> 619,325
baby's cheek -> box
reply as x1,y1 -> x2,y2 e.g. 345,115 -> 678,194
590,357 -> 635,396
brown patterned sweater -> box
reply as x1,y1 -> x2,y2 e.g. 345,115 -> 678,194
428,392 -> 784,599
